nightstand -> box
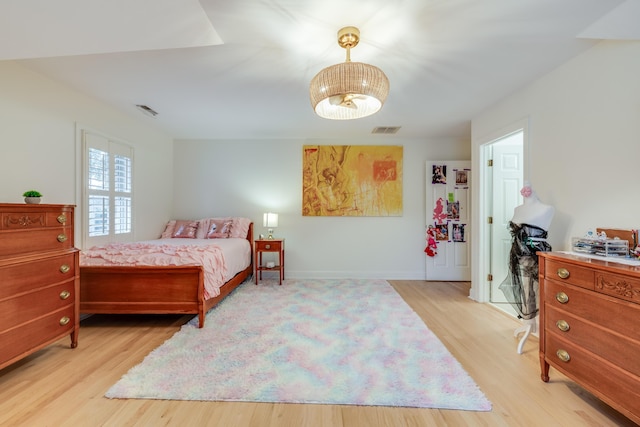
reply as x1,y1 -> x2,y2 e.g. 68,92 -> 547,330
255,239 -> 285,285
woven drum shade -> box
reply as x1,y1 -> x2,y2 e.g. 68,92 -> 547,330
310,62 -> 389,120
309,27 -> 389,120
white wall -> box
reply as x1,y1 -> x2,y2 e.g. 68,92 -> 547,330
173,137 -> 470,279
0,61 -> 175,246
470,40 -> 640,298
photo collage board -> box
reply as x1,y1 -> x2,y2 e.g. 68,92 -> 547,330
430,164 -> 470,244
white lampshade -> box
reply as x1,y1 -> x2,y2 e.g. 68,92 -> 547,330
263,212 -> 278,228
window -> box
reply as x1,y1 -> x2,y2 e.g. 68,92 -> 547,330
83,131 -> 134,246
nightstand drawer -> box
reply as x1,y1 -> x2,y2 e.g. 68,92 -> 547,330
255,240 -> 282,251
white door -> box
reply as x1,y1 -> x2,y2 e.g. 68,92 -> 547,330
425,161 -> 471,280
488,133 -> 523,314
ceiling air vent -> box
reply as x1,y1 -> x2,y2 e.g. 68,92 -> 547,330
372,126 -> 400,134
136,104 -> 158,117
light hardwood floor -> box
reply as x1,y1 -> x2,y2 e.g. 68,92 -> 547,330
0,280 -> 635,427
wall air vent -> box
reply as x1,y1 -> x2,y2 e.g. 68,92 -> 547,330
372,126 -> 400,134
136,104 -> 158,117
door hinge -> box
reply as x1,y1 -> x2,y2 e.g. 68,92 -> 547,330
487,274 -> 493,281
487,159 -> 493,167
487,216 -> 493,224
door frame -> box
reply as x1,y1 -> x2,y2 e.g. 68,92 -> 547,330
470,118 -> 530,303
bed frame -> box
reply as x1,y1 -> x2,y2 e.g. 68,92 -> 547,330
79,223 -> 253,328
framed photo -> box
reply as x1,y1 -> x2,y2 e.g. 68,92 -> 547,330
432,164 -> 446,184
447,201 -> 460,220
453,223 -> 466,242
455,170 -> 468,185
435,224 -> 449,241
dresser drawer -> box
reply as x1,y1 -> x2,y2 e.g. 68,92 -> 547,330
545,333 -> 640,421
0,281 -> 76,331
0,253 -> 77,299
1,209 -> 72,230
544,279 -> 640,342
545,304 -> 640,377
544,259 -> 594,290
596,271 -> 640,304
0,305 -> 76,368
0,228 -> 74,257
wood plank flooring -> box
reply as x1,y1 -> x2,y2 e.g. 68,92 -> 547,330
0,280 -> 635,426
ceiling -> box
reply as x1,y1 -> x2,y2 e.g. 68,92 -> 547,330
2,0 -> 639,140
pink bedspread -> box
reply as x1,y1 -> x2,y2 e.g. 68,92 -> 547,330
80,242 -> 227,299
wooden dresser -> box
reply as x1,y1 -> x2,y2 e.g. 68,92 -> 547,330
0,203 -> 79,371
538,252 -> 640,425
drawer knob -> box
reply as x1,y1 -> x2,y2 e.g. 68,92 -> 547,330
57,214 -> 67,224
556,319 -> 570,332
556,349 -> 571,363
555,292 -> 569,304
59,264 -> 70,273
556,268 -> 570,279
59,316 -> 70,326
59,290 -> 71,300
265,244 -> 271,249
57,234 -> 67,242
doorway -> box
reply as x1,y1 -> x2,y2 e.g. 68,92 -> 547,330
479,125 -> 526,316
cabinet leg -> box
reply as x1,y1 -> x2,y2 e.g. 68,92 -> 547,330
540,355 -> 550,382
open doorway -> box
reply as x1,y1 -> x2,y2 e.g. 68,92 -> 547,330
478,124 -> 527,317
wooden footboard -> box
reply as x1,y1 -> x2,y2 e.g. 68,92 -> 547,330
80,264 -> 251,327
80,223 -> 253,327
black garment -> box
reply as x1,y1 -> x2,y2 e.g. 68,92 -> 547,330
499,222 -> 552,320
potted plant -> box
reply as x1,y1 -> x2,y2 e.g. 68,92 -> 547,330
23,190 -> 43,204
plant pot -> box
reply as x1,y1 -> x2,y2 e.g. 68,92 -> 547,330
24,197 -> 41,204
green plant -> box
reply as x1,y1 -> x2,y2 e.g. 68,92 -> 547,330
23,190 -> 43,197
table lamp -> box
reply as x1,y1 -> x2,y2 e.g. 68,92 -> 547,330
263,212 -> 278,239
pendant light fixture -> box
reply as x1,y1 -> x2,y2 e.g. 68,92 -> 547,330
310,26 -> 389,120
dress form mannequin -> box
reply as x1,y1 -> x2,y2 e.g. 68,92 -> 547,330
511,183 -> 554,231
500,182 -> 554,354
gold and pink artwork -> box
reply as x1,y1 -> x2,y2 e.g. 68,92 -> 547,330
302,145 -> 403,216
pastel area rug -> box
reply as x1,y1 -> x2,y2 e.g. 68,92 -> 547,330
106,279 -> 492,411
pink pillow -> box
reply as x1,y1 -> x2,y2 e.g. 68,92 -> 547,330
195,219 -> 209,239
230,217 -> 251,239
160,220 -> 176,239
206,219 -> 233,238
172,220 -> 199,238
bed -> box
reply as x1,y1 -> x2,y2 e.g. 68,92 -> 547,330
79,218 -> 253,328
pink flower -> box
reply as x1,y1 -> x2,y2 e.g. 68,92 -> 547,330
520,186 -> 532,198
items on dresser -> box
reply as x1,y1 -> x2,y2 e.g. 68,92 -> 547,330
0,204 -> 79,371
538,252 -> 640,425
571,236 -> 629,257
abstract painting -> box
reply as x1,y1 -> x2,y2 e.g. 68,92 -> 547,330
302,145 -> 403,216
